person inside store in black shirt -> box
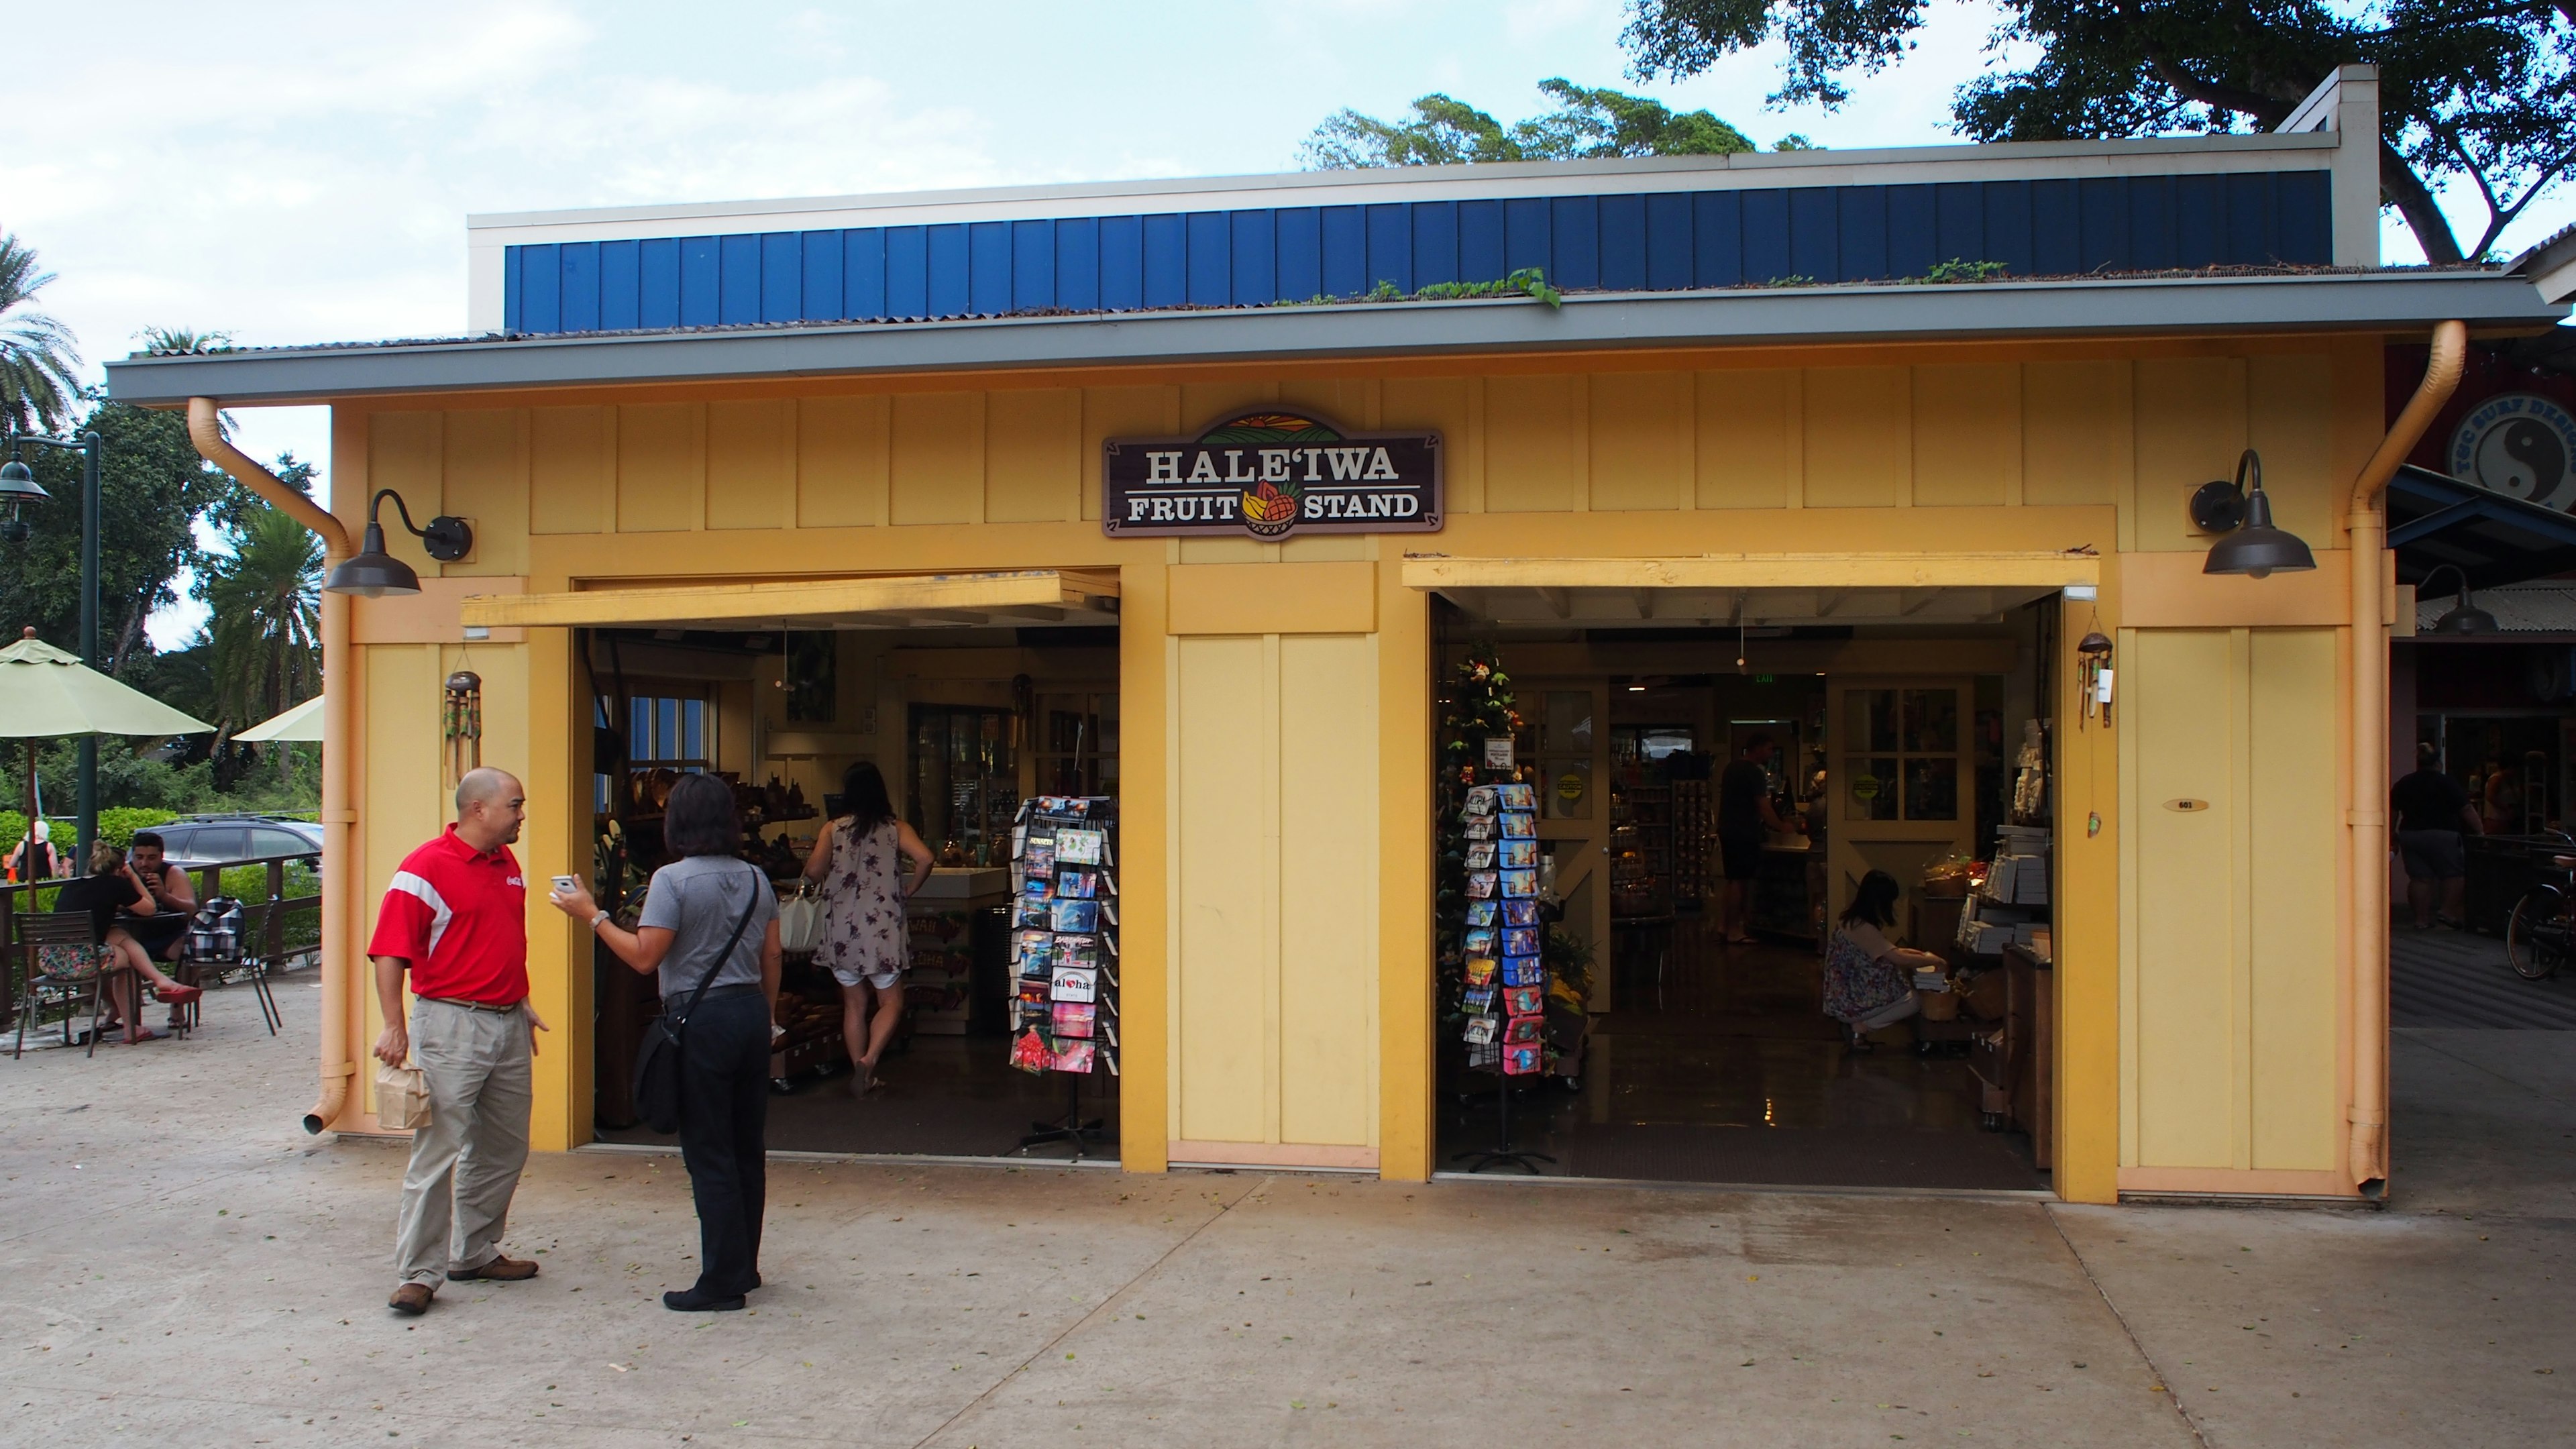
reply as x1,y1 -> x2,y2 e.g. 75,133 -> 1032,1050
52,843 -> 201,1043
1717,734 -> 1787,947
2392,743 -> 2482,930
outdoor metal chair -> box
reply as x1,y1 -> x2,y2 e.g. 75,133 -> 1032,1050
178,898 -> 281,1036
11,911 -> 140,1059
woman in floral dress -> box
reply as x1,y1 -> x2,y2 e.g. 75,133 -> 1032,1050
1821,869 -> 1945,1052
802,761 -> 934,1089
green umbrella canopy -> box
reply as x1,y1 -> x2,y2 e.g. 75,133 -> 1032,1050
0,630 -> 215,739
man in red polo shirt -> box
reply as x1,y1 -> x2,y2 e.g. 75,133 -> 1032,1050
371,767 -> 550,1316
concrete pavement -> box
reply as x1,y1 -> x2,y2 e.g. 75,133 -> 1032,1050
2,980 -> 2568,1447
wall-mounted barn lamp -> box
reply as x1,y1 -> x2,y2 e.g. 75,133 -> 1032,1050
2415,563 -> 2498,636
2196,449 -> 2316,579
322,488 -> 474,597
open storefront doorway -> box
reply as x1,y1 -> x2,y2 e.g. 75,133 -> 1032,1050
549,570 -> 1122,1161
1421,574 -> 2065,1191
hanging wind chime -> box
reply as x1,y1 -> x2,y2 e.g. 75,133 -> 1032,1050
443,671 -> 483,787
2076,629 -> 2114,728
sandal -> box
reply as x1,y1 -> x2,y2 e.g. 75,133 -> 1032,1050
118,1028 -> 163,1044
154,984 -> 203,1004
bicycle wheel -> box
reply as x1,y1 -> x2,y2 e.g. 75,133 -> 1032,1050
2506,886 -> 2568,981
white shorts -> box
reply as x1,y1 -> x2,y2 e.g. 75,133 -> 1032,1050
832,965 -> 904,991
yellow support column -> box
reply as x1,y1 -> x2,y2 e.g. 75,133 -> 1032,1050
2054,573 -> 2121,1203
1377,551 -> 1436,1181
1117,557 -> 1171,1173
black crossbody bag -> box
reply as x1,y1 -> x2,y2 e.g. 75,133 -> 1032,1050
631,865 -> 763,1135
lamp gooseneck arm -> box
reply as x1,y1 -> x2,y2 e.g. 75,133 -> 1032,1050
374,487 -> 427,541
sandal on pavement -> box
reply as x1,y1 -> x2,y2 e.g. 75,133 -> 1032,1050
154,984 -> 202,1004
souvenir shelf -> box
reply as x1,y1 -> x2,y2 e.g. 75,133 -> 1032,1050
1608,781 -> 1673,920
1670,777 -> 1711,911
1006,796 -> 1119,1156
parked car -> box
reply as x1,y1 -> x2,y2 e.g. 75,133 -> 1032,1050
149,816 -> 325,874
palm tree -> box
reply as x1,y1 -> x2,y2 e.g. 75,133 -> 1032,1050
0,233 -> 82,434
205,506 -> 323,780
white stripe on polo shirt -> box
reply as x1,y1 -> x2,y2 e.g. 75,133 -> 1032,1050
386,870 -> 455,959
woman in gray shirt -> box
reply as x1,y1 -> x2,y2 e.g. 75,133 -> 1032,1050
551,772 -> 779,1311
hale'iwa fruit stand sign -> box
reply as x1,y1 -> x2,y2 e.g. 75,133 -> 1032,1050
1103,411 -> 1441,539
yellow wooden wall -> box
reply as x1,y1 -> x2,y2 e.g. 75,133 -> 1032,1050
325,334 -> 2379,1195
2118,628 -> 2345,1193
1170,632 -> 1381,1168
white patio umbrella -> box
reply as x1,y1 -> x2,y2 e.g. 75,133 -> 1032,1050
233,694 -> 323,744
1,629 -> 215,858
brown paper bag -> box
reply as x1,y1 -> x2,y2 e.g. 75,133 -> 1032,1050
375,1060 -> 431,1130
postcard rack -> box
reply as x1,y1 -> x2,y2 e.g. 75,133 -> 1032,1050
1005,795 -> 1118,1157
1453,780 -> 1554,1174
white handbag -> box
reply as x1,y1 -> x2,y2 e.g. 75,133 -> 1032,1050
777,882 -> 825,955
375,1059 -> 431,1131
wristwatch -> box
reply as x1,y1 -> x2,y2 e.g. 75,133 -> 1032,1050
590,911 -> 610,932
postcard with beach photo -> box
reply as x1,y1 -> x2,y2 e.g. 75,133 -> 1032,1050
1499,868 -> 1538,898
1051,898 -> 1100,932
1497,811 -> 1536,839
1056,869 -> 1098,899
1498,839 -> 1538,869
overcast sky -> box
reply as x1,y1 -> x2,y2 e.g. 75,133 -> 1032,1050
3,1 -> 2557,647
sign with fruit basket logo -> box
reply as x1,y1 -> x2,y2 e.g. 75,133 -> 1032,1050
1102,411 -> 1441,539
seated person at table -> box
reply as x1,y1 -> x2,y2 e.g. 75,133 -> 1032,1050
1821,869 -> 1945,1051
54,844 -> 201,1042
121,830 -> 199,1030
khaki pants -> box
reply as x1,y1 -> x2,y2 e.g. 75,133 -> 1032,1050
394,997 -> 532,1288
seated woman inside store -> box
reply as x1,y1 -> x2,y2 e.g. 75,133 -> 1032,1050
54,843 -> 202,1042
1821,869 -> 1944,1051
803,761 -> 934,1092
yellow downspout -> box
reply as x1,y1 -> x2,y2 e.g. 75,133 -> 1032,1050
186,398 -> 360,1134
2345,321 -> 2467,1191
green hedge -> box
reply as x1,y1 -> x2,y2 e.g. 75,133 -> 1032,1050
0,806 -> 184,857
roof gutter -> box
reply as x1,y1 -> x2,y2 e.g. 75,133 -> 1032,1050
184,398 -> 360,1136
2342,321 -> 2467,1196
107,272 -> 2561,409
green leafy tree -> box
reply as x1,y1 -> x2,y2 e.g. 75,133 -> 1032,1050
204,506 -> 323,777
0,233 -> 82,433
1617,0 -> 2576,263
1304,77 -> 1760,169
0,400 -> 227,676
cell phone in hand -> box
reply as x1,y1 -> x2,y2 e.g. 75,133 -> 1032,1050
550,875 -> 580,896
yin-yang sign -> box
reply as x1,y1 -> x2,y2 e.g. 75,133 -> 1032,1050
2450,392 -> 2576,512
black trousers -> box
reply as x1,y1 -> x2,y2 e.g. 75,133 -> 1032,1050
674,987 -> 770,1295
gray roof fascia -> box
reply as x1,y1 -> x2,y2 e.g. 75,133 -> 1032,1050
466,134 -> 2337,232
105,272 -> 2564,408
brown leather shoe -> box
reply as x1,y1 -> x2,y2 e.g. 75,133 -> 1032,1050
388,1283 -> 433,1316
448,1254 -> 539,1282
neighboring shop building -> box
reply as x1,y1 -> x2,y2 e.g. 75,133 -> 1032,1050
108,66 -> 2565,1203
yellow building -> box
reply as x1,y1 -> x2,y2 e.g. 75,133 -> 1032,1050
110,66 -> 2565,1202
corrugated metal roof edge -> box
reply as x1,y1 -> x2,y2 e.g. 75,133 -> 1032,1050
106,269 -> 2564,408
